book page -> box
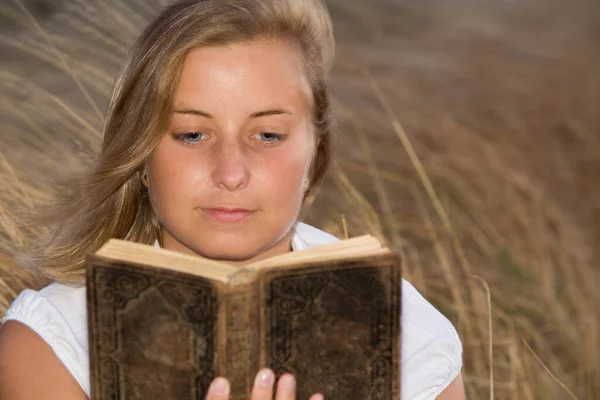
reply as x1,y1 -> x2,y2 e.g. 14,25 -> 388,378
245,235 -> 391,271
95,239 -> 237,282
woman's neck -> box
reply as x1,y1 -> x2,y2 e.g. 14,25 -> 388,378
159,229 -> 294,267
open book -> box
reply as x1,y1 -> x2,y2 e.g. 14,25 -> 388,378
86,235 -> 402,400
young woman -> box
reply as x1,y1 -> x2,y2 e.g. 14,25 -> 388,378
0,0 -> 465,399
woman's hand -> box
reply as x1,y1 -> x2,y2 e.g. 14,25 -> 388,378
205,368 -> 323,400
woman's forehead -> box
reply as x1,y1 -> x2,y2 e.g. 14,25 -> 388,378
173,40 -> 312,111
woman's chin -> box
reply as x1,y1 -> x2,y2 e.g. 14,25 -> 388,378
190,232 -> 291,266
161,224 -> 293,265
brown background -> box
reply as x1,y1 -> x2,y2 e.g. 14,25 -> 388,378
1,0 -> 599,398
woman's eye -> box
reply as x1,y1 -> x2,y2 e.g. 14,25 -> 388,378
257,132 -> 285,143
174,132 -> 206,144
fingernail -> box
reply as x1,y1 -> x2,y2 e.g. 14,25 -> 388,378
314,395 -> 324,400
256,368 -> 274,387
280,374 -> 296,392
208,377 -> 230,395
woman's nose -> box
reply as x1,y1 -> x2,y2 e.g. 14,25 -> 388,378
210,142 -> 250,191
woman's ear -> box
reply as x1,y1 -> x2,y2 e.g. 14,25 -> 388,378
140,167 -> 149,188
303,176 -> 310,192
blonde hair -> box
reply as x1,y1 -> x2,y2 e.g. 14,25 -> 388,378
19,0 -> 335,285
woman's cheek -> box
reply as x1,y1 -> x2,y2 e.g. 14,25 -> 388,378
149,150 -> 196,210
265,148 -> 310,201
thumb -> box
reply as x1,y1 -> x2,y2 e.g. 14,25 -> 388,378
205,377 -> 230,400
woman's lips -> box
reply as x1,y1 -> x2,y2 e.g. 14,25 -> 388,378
203,207 -> 255,223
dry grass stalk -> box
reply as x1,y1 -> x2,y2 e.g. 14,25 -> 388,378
473,275 -> 494,400
12,0 -> 103,120
340,214 -> 348,240
521,339 -> 580,400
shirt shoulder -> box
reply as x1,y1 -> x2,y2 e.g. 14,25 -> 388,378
291,222 -> 340,250
401,279 -> 463,399
2,282 -> 90,397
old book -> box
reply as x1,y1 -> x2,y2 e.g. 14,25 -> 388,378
86,234 -> 402,400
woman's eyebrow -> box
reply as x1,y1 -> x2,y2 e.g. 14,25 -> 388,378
249,108 -> 291,118
173,108 -> 213,118
172,107 -> 291,119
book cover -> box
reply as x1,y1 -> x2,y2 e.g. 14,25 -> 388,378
86,237 -> 402,400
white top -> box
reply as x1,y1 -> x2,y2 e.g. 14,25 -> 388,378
2,222 -> 462,399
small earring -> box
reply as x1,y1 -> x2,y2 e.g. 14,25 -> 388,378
303,178 -> 310,191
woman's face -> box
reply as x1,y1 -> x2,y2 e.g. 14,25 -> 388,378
145,39 -> 314,265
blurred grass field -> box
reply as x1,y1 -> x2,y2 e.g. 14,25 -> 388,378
1,0 -> 599,398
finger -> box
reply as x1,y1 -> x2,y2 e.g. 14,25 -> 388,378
250,368 -> 275,400
274,373 -> 295,400
205,377 -> 230,400
309,394 -> 324,400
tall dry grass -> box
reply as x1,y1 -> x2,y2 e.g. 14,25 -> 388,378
1,0 -> 599,399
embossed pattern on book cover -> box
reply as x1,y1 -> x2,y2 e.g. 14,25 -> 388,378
87,261 -> 220,400
261,255 -> 401,400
